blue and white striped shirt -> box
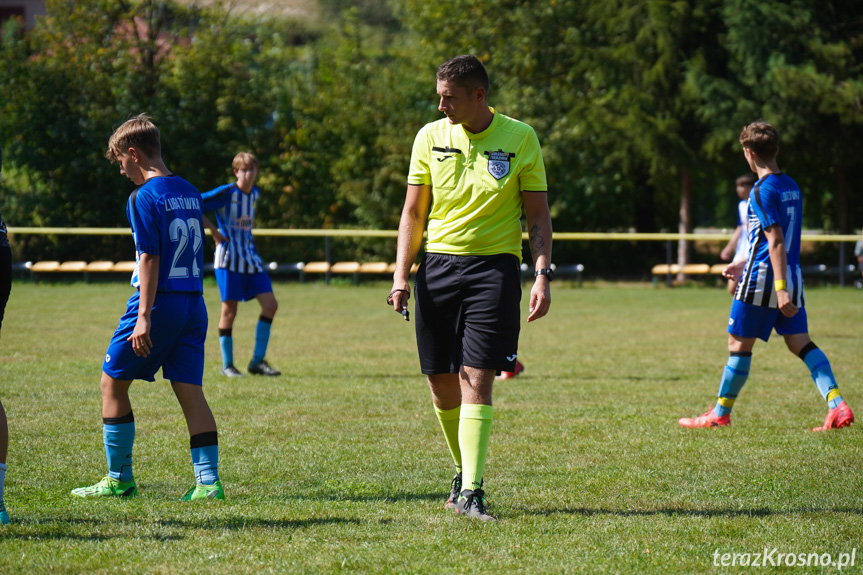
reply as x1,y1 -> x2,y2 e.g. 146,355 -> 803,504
734,173 -> 805,309
200,183 -> 265,274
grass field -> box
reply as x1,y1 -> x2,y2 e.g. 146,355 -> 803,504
0,280 -> 861,573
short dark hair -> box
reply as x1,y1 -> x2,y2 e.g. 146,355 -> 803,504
437,54 -> 489,95
739,121 -> 779,159
736,173 -> 757,185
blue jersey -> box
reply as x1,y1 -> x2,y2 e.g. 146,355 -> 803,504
200,183 -> 264,274
734,173 -> 804,308
127,175 -> 205,294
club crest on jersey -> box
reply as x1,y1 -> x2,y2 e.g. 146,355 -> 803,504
484,149 -> 515,180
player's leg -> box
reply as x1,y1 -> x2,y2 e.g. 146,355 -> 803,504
0,247 -> 10,521
0,399 -> 8,524
164,294 -> 223,500
454,366 -> 495,520
218,300 -> 241,376
783,331 -> 854,431
416,254 -> 466,508
215,268 -> 243,376
72,374 -> 138,498
451,255 -> 520,521
247,272 -> 280,376
680,299 -> 771,428
172,381 -> 223,500
429,373 -> 463,509
0,243 -> 11,337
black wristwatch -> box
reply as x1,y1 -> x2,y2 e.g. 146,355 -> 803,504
534,268 -> 554,281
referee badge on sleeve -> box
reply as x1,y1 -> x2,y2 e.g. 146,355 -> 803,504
485,149 -> 515,180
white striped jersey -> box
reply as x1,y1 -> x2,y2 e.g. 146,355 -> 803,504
200,183 -> 265,274
732,198 -> 750,263
734,173 -> 804,308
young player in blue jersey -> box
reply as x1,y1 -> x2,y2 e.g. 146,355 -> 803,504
72,115 -> 224,501
0,147 -> 11,524
200,152 -> 280,377
680,120 -> 854,431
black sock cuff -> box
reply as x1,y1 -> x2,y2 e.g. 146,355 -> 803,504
730,351 -> 752,358
798,342 -> 819,361
103,411 -> 134,425
219,328 -> 232,337
258,315 -> 273,325
190,431 -> 218,449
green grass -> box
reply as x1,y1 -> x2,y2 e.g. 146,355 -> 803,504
0,280 -> 861,573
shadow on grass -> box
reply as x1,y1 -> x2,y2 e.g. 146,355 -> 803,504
518,506 -> 863,517
303,491 -> 443,503
0,515 -> 360,540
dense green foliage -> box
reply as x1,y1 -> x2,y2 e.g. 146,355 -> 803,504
1,0 -> 861,272
0,282 -> 861,572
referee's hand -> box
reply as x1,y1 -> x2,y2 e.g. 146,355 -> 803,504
527,277 -> 551,322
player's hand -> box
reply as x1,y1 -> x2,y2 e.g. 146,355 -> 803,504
776,289 -> 798,317
128,316 -> 153,357
722,260 -> 745,280
720,246 -> 733,261
527,277 -> 551,322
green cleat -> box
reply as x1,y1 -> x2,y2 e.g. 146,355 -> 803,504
0,503 -> 9,525
180,480 -> 224,501
71,476 -> 137,498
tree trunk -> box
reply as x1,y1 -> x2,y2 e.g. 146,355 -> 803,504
677,166 -> 692,282
837,164 -> 847,234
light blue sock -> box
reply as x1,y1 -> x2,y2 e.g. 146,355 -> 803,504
219,330 -> 233,369
190,432 -> 219,485
800,344 -> 842,408
103,412 -> 135,482
252,316 -> 272,364
0,462 -> 6,505
713,353 -> 751,417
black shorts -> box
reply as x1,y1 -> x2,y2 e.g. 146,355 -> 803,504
0,245 -> 10,335
415,252 -> 521,375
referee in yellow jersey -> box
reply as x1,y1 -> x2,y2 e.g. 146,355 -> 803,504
389,54 -> 553,521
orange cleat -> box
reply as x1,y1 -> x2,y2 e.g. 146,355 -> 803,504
678,406 -> 730,428
496,360 -> 525,380
812,401 -> 854,432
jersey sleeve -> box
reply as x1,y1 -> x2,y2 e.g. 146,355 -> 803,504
407,126 -> 432,186
518,128 -> 548,192
129,188 -> 162,256
200,184 -> 235,211
750,180 -> 780,230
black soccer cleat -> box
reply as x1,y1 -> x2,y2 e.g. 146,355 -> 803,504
221,364 -> 243,377
444,472 -> 462,510
247,359 -> 281,376
454,488 -> 495,521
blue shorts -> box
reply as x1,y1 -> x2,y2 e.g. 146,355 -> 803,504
103,291 -> 208,385
728,299 -> 809,342
215,268 -> 273,302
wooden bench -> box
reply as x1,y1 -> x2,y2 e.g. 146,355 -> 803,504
651,263 -> 711,285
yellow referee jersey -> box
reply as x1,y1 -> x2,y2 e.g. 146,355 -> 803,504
407,108 -> 547,260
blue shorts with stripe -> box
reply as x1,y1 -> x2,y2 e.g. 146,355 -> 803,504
728,299 -> 808,342
103,291 -> 207,385
215,268 -> 273,302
